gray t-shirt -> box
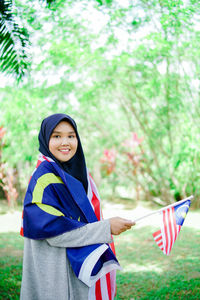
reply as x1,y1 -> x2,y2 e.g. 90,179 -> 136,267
20,220 -> 113,300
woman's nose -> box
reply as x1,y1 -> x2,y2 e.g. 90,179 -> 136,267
61,137 -> 69,145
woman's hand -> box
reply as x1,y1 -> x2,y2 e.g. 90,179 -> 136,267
109,217 -> 135,235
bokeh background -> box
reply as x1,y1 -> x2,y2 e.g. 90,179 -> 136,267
0,1 -> 200,299
1,0 -> 200,209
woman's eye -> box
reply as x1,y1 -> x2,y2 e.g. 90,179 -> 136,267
54,135 -> 60,138
69,135 -> 75,138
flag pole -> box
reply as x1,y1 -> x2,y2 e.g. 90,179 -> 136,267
133,195 -> 193,224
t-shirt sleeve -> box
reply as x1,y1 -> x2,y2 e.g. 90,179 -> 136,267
46,219 -> 113,248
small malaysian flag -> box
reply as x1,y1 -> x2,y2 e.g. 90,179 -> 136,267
152,199 -> 191,255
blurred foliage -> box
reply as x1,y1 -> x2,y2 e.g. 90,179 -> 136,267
0,0 -> 200,207
0,0 -> 57,80
0,0 -> 30,80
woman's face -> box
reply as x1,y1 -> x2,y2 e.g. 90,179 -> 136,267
49,121 -> 78,162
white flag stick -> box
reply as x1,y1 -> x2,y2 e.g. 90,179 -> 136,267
133,195 -> 193,224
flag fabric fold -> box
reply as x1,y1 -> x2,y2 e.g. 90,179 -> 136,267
152,199 -> 191,255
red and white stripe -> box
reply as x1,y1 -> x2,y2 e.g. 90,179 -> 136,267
87,172 -> 116,300
30,154 -> 54,180
152,229 -> 163,252
20,210 -> 24,236
153,207 -> 181,255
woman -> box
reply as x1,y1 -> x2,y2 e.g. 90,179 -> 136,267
20,113 -> 134,300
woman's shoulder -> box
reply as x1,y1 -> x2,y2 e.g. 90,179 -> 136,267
30,160 -> 56,183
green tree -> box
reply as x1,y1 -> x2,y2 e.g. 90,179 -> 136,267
1,0 -> 200,207
0,0 -> 56,80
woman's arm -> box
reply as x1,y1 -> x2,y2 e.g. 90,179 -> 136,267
46,219 -> 112,248
46,217 -> 135,248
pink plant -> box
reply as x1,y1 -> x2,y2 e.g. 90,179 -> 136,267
0,127 -> 18,206
100,148 -> 117,175
102,149 -> 117,163
0,127 -> 6,139
122,132 -> 144,171
0,165 -> 18,206
123,132 -> 143,149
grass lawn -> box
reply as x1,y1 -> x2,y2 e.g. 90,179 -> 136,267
0,225 -> 200,299
114,226 -> 200,300
0,233 -> 23,300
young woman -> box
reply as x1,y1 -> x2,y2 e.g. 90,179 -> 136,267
20,113 -> 135,300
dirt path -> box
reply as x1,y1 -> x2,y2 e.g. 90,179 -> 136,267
0,210 -> 22,233
0,202 -> 199,233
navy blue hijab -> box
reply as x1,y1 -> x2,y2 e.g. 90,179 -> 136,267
38,113 -> 88,193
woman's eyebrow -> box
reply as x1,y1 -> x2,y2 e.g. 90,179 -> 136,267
52,130 -> 61,134
52,130 -> 75,134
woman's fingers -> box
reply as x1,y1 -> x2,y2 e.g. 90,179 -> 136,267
109,217 -> 135,235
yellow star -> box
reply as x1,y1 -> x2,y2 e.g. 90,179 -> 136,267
181,212 -> 186,219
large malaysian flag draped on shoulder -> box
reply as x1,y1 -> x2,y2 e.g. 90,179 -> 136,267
152,198 -> 191,255
20,154 -> 120,300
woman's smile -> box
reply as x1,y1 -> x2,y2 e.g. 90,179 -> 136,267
59,148 -> 70,153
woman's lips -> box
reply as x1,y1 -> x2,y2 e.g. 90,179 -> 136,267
59,149 -> 70,154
